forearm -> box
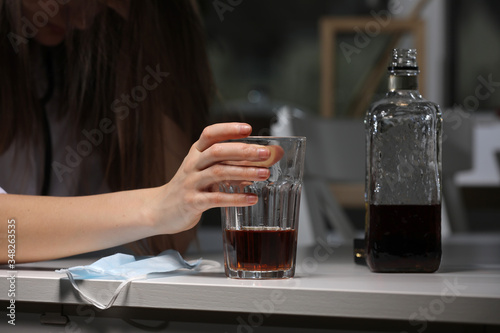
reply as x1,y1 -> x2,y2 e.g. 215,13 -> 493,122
0,122 -> 275,263
0,188 -> 160,263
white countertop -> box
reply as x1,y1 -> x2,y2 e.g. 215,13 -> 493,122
1,233 -> 499,328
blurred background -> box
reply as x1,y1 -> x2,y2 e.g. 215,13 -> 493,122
196,0 -> 500,238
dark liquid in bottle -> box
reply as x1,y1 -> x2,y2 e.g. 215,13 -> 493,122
366,204 -> 441,273
224,228 -> 297,271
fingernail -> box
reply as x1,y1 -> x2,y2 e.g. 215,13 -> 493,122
258,148 -> 270,159
257,168 -> 269,178
246,195 -> 258,204
239,124 -> 251,135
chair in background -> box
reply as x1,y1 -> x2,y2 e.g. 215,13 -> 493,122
289,114 -> 366,244
442,108 -> 473,233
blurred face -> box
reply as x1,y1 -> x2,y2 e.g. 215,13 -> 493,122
21,0 -> 107,46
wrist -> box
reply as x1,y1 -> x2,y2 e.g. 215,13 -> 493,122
137,186 -> 163,236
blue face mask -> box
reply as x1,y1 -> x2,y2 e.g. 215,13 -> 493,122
56,250 -> 215,310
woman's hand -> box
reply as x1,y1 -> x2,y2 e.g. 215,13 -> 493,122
0,123 -> 274,262
148,123 -> 273,235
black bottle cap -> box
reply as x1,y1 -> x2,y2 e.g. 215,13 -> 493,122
353,238 -> 366,265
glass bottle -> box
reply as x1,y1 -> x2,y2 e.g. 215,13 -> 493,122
364,49 -> 442,273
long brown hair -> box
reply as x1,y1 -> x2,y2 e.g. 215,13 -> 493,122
0,0 -> 214,254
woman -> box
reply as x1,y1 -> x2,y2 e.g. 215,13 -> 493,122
0,0 -> 272,263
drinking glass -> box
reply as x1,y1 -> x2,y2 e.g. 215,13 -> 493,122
220,136 -> 306,279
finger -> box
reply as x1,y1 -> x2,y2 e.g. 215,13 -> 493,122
195,165 -> 270,189
194,192 -> 258,211
196,142 -> 270,170
195,123 -> 252,152
225,145 -> 285,167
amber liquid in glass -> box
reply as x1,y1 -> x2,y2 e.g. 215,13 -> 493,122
366,204 -> 441,273
224,227 -> 297,271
